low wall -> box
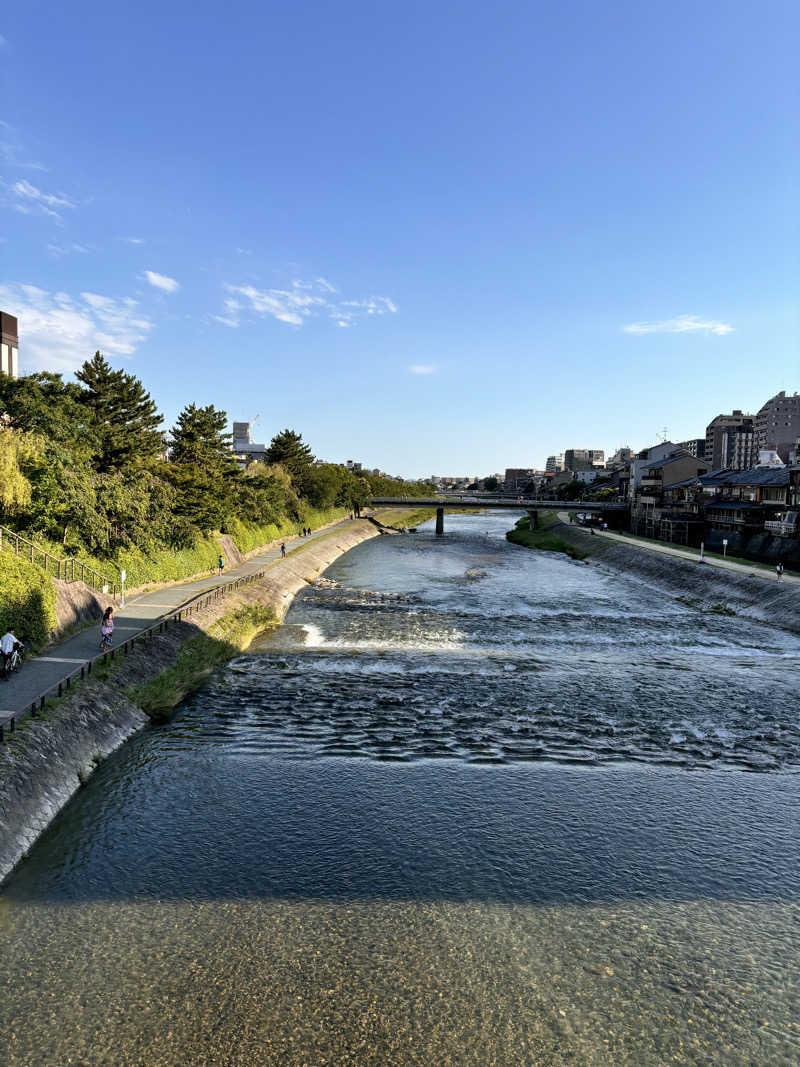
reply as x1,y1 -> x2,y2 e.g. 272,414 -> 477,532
0,521 -> 381,884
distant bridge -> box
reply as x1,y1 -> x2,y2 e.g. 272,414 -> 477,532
370,496 -> 629,536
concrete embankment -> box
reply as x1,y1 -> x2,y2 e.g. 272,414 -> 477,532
0,522 -> 381,884
532,521 -> 800,634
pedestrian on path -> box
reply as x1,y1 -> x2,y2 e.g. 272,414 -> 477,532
218,554 -> 224,575
776,562 -> 784,579
281,543 -> 286,558
100,607 -> 114,651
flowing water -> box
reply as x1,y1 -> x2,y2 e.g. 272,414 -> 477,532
2,513 -> 799,1064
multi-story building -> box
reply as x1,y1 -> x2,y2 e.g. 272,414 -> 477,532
755,391 -> 800,461
545,454 -> 564,473
607,446 -> 632,468
563,449 -> 605,470
0,312 -> 19,379
676,438 -> 706,459
504,468 -> 537,494
705,411 -> 755,470
232,421 -> 268,466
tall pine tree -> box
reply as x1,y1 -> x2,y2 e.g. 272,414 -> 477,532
265,429 -> 315,480
167,404 -> 236,534
76,352 -> 163,472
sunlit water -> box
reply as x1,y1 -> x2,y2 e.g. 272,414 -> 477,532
2,514 -> 799,1064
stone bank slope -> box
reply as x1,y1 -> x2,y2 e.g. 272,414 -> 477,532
549,522 -> 800,635
0,521 -> 380,885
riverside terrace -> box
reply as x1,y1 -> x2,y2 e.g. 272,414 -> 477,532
369,497 -> 629,535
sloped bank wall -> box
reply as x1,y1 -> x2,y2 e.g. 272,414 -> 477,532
0,522 -> 381,885
536,522 -> 800,634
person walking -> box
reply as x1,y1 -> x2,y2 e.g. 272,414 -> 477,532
218,554 -> 224,576
776,562 -> 784,580
100,607 -> 114,651
280,543 -> 286,558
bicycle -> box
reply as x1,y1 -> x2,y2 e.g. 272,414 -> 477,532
1,644 -> 24,680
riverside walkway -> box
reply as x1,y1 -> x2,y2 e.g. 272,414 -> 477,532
0,519 -> 357,721
557,512 -> 800,584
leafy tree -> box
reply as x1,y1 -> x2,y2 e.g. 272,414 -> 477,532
0,427 -> 40,518
265,429 -> 315,480
0,371 -> 98,458
483,476 -> 499,491
76,352 -> 163,472
24,444 -> 104,548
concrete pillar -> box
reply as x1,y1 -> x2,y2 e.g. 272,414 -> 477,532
528,510 -> 538,529
435,507 -> 444,536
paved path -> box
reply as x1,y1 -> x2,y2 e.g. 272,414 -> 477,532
557,512 -> 800,584
0,519 -> 359,720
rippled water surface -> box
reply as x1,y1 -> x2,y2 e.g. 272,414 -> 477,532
3,514 -> 800,1064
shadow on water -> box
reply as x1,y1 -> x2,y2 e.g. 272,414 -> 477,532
5,733 -> 800,907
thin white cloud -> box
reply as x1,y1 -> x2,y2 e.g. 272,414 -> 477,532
47,242 -> 90,257
0,120 -> 46,171
143,269 -> 180,294
0,283 -> 152,373
218,277 -> 398,330
623,315 -> 733,336
124,236 -> 145,245
8,178 -> 75,220
409,364 -> 437,375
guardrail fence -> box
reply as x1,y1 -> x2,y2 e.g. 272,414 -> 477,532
0,569 -> 266,743
0,525 -> 116,596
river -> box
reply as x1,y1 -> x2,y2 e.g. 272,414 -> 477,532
2,513 -> 799,1064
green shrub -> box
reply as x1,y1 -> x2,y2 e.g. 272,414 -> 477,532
0,551 -> 58,648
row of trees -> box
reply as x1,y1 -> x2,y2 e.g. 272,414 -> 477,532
0,353 -> 430,560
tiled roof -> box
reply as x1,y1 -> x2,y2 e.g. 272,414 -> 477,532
665,467 -> 791,490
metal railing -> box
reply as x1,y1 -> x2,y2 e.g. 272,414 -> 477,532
0,525 -> 116,596
0,569 -> 266,743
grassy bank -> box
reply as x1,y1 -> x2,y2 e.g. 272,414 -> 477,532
506,513 -> 608,561
0,552 -> 58,650
31,507 -> 351,593
375,508 -> 438,529
132,604 -> 277,721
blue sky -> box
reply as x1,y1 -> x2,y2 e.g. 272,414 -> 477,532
1,1 -> 798,476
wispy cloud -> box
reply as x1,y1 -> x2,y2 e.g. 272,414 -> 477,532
47,242 -> 90,257
9,178 -> 75,220
218,277 -> 398,330
623,315 -> 734,336
409,364 -> 437,375
124,236 -> 145,245
0,283 -> 152,373
0,120 -> 46,171
143,269 -> 180,294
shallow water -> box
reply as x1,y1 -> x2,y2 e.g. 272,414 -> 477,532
2,514 -> 799,1064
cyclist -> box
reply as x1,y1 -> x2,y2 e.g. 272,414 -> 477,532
1,627 -> 24,674
100,606 -> 115,651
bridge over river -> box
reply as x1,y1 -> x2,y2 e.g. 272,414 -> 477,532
371,496 -> 629,535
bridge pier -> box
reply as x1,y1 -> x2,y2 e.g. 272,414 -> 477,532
435,507 -> 444,537
528,509 -> 538,530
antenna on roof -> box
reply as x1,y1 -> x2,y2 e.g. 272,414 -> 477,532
657,426 -> 669,443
